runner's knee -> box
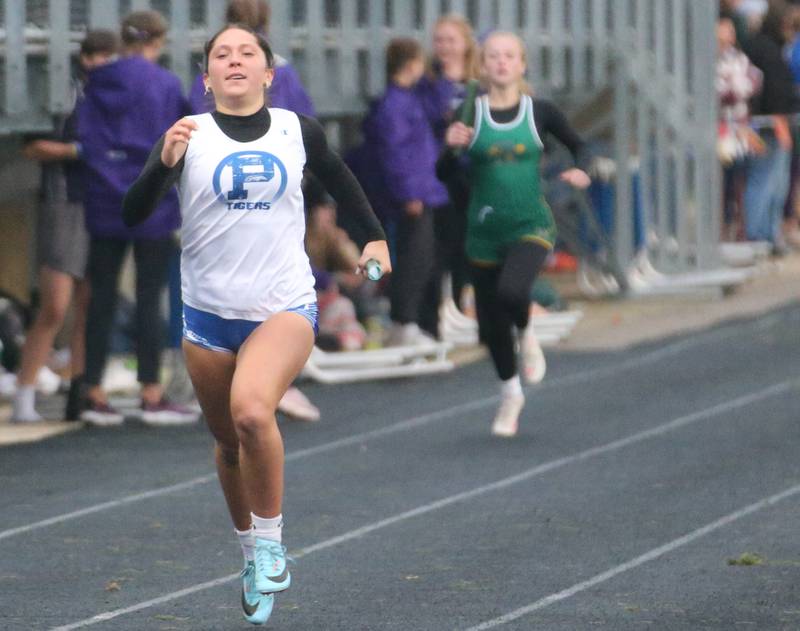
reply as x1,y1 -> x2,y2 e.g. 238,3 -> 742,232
231,397 -> 278,440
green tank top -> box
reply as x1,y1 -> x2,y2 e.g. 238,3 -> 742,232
465,95 -> 556,264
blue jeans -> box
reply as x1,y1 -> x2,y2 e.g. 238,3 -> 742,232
744,136 -> 791,243
586,171 -> 645,253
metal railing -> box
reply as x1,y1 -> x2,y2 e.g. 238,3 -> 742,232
0,0 -> 720,278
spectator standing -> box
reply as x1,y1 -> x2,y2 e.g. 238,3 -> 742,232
361,38 -> 450,346
716,15 -> 763,239
11,30 -> 119,423
415,14 -> 480,334
782,4 -> 800,245
77,11 -> 195,425
721,0 -> 758,45
741,0 -> 798,252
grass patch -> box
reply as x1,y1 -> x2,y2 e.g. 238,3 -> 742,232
727,552 -> 764,566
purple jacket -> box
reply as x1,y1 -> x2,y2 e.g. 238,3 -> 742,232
77,56 -> 189,239
359,84 -> 448,215
188,55 -> 316,116
415,73 -> 466,147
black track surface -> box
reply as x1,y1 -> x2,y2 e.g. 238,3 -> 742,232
2,303 -> 800,630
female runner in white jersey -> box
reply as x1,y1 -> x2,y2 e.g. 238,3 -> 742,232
123,24 -> 390,625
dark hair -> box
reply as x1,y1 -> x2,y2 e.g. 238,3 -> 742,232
226,0 -> 271,33
120,10 -> 168,47
761,0 -> 791,44
386,38 -> 423,80
203,23 -> 274,72
80,29 -> 119,57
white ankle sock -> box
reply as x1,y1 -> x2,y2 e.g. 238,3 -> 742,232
13,385 -> 39,419
500,375 -> 522,398
251,512 -> 283,543
235,527 -> 255,562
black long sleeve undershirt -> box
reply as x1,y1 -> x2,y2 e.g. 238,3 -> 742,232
436,98 -> 591,185
122,108 -> 386,248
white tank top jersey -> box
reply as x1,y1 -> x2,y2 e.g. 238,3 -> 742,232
178,109 -> 317,320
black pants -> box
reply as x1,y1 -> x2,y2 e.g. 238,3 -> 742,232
389,207 -> 437,326
469,241 -> 550,381
418,202 -> 469,337
84,236 -> 173,386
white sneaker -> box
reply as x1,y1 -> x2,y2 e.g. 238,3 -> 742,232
36,366 -> 62,396
11,385 -> 43,423
0,372 -> 16,397
278,386 -> 320,422
101,357 -> 138,394
521,328 -> 547,384
80,400 -> 125,426
10,408 -> 43,423
385,322 -> 438,348
491,393 -> 525,437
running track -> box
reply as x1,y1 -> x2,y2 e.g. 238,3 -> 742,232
2,303 -> 800,630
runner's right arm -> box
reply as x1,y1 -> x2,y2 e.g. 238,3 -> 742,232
122,135 -> 184,227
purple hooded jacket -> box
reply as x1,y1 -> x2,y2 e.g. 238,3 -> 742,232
77,56 -> 190,239
353,84 -> 448,220
415,73 -> 467,147
188,54 -> 315,116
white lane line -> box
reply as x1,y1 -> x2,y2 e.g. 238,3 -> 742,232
463,481 -> 800,630
50,378 -> 797,631
50,573 -> 240,631
0,475 -> 217,542
0,326 -> 728,543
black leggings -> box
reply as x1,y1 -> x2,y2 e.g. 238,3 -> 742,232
418,202 -> 469,337
389,207 -> 436,325
84,236 -> 174,386
469,241 -> 551,381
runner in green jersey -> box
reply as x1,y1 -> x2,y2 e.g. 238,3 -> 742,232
438,31 -> 590,437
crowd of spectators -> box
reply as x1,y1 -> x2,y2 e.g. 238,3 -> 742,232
4,0 -> 781,426
718,0 -> 800,251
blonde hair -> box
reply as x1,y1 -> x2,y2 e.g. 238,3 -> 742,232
479,31 -> 532,95
428,14 -> 480,82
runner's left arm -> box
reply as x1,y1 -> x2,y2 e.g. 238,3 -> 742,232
532,100 -> 592,171
298,114 -> 386,248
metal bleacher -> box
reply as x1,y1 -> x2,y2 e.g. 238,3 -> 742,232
0,1 -> 727,383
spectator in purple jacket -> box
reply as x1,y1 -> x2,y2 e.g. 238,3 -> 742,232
76,10 -> 195,426
415,14 -> 480,333
362,38 -> 450,346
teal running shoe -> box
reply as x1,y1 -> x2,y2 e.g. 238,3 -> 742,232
241,561 -> 275,625
254,538 -> 291,593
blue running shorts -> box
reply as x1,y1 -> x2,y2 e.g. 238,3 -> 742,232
183,303 -> 319,353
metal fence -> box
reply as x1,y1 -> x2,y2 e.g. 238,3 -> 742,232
0,0 -> 720,277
